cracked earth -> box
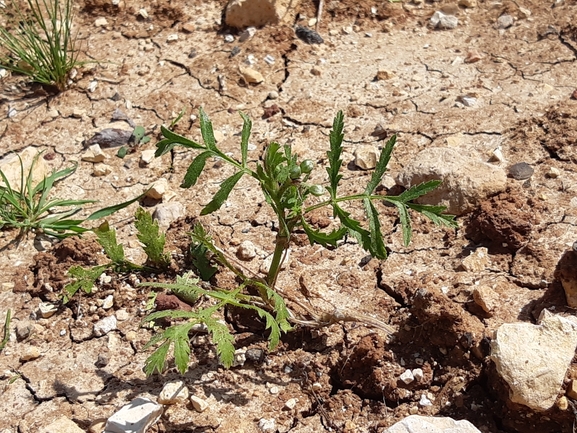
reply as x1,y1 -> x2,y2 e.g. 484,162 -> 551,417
1,0 -> 577,431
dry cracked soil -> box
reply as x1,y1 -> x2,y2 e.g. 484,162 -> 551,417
1,0 -> 577,432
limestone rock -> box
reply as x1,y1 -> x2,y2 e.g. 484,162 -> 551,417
158,380 -> 189,405
237,240 -> 257,261
473,286 -> 499,313
491,311 -> 577,411
385,415 -> 482,433
190,395 -> 209,412
82,144 -> 106,163
396,147 -> 507,215
40,416 -> 84,433
0,147 -> 48,191
354,145 -> 379,170
430,11 -> 458,29
146,178 -> 169,200
105,397 -> 163,433
461,247 -> 490,272
20,346 -> 41,362
92,163 -> 112,177
239,66 -> 264,84
225,0 -> 300,29
93,315 -> 117,336
152,202 -> 185,228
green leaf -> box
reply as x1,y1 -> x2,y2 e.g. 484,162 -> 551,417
391,201 -> 412,246
363,198 -> 387,259
301,217 -> 347,248
365,135 -> 396,195
173,325 -> 193,374
239,112 -> 252,168
116,147 -> 128,158
155,125 -> 204,157
94,221 -> 125,263
86,190 -> 145,221
144,340 -> 170,376
0,309 -> 12,353
199,107 -> 217,152
333,204 -> 371,251
406,203 -> 458,228
200,171 -> 244,215
181,150 -> 213,188
134,208 -> 170,268
394,180 -> 442,202
133,126 -> 146,143
205,317 -> 236,368
62,265 -> 107,303
326,111 -> 345,197
190,225 -> 218,281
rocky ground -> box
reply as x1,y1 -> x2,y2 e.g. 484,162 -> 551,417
1,0 -> 577,432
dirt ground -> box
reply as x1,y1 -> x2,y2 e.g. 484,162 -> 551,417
1,0 -> 577,432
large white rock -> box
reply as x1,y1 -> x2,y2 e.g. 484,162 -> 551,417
385,415 -> 482,433
225,0 -> 300,29
396,147 -> 507,215
105,397 -> 163,433
491,311 -> 577,411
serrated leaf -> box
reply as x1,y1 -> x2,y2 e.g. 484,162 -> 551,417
94,221 -> 125,263
391,201 -> 412,246
62,265 -> 107,303
200,171 -> 244,215
144,340 -> 170,376
199,107 -> 217,152
173,325 -> 193,374
395,180 -> 442,202
363,198 -> 388,259
181,150 -> 213,188
134,208 -> 170,267
205,317 -> 236,368
301,217 -> 347,248
155,125 -> 204,157
326,111 -> 345,197
365,135 -> 396,195
239,112 -> 252,168
333,204 -> 371,252
407,203 -> 458,228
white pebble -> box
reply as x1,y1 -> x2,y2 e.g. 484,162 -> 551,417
400,369 -> 415,384
158,380 -> 189,405
190,395 -> 209,412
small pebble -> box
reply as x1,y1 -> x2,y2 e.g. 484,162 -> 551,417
496,14 -> 514,29
400,369 -> 415,384
20,346 -> 41,362
237,240 -> 257,261
224,34 -> 234,43
38,302 -> 58,319
509,162 -> 534,180
412,368 -> 424,381
158,380 -> 189,405
547,167 -> 561,178
93,315 -> 117,336
295,26 -> 323,44
284,398 -> 298,409
190,395 -> 209,412
419,394 -> 433,406
245,348 -> 265,363
239,27 -> 256,42
258,418 -> 276,433
102,294 -> 114,310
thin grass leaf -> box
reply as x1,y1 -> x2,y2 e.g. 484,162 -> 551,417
365,135 -> 396,195
239,112 -> 252,168
155,125 -> 204,157
181,150 -> 213,188
200,171 -> 244,215
199,107 -> 217,152
86,191 -> 145,221
0,309 -> 12,353
326,111 -> 345,197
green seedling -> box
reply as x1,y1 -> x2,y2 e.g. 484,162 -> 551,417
0,0 -> 86,92
62,208 -> 171,303
141,109 -> 457,374
0,151 -> 144,240
117,126 -> 151,158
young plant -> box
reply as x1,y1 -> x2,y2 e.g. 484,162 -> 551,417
0,0 -> 84,92
142,109 -> 457,374
62,208 -> 171,303
0,151 -> 142,240
0,309 -> 11,353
